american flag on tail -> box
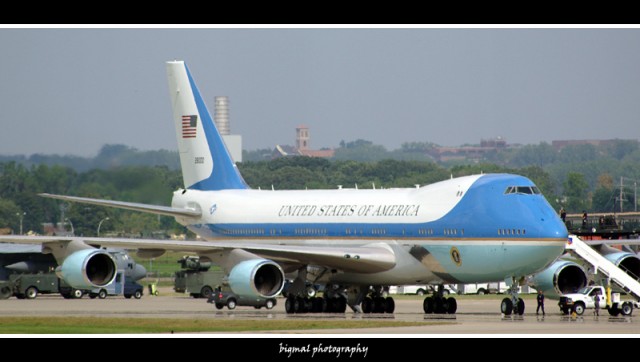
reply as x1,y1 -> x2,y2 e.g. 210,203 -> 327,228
182,115 -> 197,138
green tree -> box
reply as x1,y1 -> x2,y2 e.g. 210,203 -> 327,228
562,172 -> 590,212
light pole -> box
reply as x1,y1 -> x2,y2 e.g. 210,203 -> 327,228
16,212 -> 26,235
97,217 -> 110,236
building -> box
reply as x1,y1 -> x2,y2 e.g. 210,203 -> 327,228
272,125 -> 335,159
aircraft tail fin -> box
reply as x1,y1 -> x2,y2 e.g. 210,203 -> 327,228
166,61 -> 248,191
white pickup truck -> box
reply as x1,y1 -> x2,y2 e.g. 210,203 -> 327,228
558,285 -> 638,316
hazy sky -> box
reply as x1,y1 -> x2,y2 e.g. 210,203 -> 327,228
1,28 -> 639,156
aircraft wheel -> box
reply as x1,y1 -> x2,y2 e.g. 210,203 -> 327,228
501,298 -> 513,315
446,297 -> 457,314
336,297 -> 347,313
285,296 -> 295,314
423,296 -> 434,314
434,297 -> 445,314
362,297 -> 373,314
373,297 -> 386,313
516,298 -> 525,315
385,297 -> 395,314
294,296 -> 305,313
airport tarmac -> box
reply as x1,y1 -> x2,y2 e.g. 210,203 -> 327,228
1,293 -> 638,334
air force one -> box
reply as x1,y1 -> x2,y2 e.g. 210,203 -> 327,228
2,61 -> 573,315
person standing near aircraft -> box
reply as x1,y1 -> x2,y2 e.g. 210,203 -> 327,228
536,290 -> 545,315
593,289 -> 600,316
559,207 -> 566,223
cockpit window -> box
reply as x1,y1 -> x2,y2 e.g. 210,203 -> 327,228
504,186 -> 541,195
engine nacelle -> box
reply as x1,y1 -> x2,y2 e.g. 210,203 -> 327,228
603,252 -> 640,279
529,260 -> 588,299
56,249 -> 117,289
228,259 -> 285,299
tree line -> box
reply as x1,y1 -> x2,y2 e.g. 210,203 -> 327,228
2,138 -> 640,235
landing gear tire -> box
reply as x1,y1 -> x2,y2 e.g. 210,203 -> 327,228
423,297 -> 434,314
501,298 -> 513,315
385,297 -> 395,314
515,298 -> 525,315
362,297 -> 373,314
293,297 -> 304,313
285,296 -> 295,314
373,297 -> 386,313
446,297 -> 457,314
434,296 -> 446,314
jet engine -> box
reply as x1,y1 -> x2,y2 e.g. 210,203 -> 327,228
228,259 -> 285,299
602,251 -> 640,278
529,260 -> 588,299
56,249 -> 117,289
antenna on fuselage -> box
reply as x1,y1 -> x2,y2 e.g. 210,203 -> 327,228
355,184 -> 358,189
271,185 -> 275,191
372,182 -> 376,190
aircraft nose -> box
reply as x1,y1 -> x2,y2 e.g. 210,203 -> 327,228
541,215 -> 569,239
131,264 -> 147,281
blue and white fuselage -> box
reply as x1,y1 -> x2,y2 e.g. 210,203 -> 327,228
172,173 -> 567,285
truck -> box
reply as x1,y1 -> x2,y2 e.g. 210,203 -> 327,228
173,256 -> 225,299
88,270 -> 144,299
558,285 -> 638,316
6,272 -> 85,299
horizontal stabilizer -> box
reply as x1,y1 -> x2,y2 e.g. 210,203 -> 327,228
39,193 -> 201,219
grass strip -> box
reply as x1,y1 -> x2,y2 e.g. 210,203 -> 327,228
0,316 -> 444,334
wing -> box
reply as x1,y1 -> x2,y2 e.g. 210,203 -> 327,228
0,235 -> 396,273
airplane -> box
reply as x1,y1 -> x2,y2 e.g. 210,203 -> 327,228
0,60 -> 571,315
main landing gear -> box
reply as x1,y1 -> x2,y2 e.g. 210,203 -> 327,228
501,277 -> 525,316
360,286 -> 395,314
284,294 -> 347,314
423,285 -> 457,314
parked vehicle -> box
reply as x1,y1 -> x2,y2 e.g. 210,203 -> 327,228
208,289 -> 277,310
558,285 -> 638,316
173,256 -> 225,299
